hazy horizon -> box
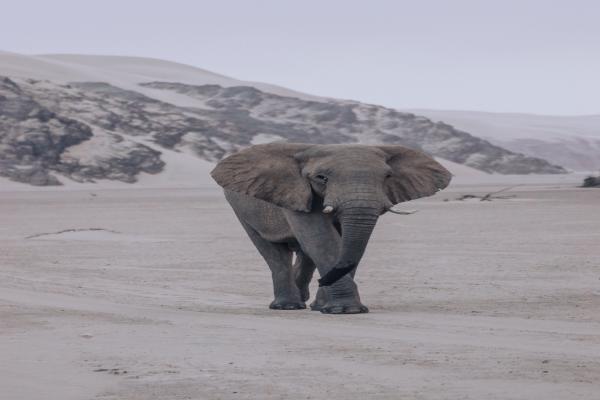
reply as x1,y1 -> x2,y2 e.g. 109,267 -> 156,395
2,0 -> 599,115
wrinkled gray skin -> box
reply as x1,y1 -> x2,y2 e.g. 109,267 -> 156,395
211,143 -> 451,314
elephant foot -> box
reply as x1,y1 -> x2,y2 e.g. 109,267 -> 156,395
320,302 -> 369,314
310,285 -> 367,314
269,298 -> 306,310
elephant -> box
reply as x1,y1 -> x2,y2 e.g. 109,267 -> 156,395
211,143 -> 451,314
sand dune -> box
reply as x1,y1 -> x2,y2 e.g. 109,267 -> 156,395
0,51 -> 317,105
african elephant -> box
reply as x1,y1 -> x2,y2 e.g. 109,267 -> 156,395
211,143 -> 451,314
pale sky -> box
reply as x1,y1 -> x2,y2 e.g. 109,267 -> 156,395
2,0 -> 599,115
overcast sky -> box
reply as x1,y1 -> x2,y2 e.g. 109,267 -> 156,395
2,0 -> 599,115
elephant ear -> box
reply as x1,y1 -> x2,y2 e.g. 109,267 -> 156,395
211,143 -> 313,212
378,145 -> 452,204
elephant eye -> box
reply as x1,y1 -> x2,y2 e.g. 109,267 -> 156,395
385,172 -> 393,179
315,174 -> 328,183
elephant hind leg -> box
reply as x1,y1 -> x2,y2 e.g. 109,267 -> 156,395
293,250 -> 316,302
239,221 -> 305,310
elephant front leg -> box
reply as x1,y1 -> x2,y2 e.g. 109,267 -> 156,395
283,210 -> 368,314
270,266 -> 306,310
239,221 -> 305,310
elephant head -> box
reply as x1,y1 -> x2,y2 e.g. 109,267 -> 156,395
211,143 -> 451,286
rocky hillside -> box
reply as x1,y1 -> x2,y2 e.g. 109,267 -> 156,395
0,78 -> 163,185
0,76 -> 566,186
411,109 -> 600,172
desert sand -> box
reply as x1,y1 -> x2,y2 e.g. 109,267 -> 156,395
1,180 -> 599,400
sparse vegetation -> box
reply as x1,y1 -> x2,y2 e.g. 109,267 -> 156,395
448,186 -> 519,202
582,175 -> 600,188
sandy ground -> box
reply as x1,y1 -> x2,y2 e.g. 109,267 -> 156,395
1,183 -> 600,399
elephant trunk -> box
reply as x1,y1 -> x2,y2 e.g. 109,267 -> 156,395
318,200 -> 379,287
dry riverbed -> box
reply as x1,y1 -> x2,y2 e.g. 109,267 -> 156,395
1,184 -> 599,399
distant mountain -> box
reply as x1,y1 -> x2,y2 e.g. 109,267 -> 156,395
0,52 -> 566,186
409,109 -> 600,172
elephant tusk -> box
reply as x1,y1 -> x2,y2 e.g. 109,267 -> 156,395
323,205 -> 334,214
387,206 -> 418,215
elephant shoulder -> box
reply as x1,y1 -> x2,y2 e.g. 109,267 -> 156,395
224,190 -> 293,242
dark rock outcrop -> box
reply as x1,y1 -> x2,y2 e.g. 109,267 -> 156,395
0,78 -> 164,185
